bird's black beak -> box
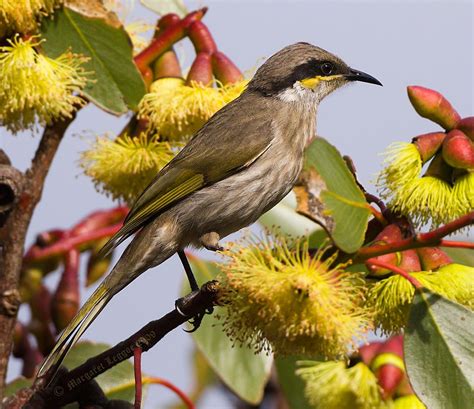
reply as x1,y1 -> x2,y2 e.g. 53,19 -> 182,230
346,68 -> 382,86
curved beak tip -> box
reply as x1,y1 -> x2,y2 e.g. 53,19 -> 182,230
347,68 -> 383,86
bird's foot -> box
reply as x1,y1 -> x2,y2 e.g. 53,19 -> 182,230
184,306 -> 214,333
199,232 -> 224,252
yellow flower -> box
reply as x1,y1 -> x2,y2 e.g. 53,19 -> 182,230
220,80 -> 249,103
376,142 -> 422,198
138,78 -> 247,141
297,361 -> 388,409
367,264 -> 473,334
453,171 -> 474,216
0,0 -> 62,35
377,142 -> 472,227
0,35 -> 87,133
393,395 -> 426,409
217,235 -> 370,358
80,132 -> 178,204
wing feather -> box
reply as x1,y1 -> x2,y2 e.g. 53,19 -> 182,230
98,92 -> 274,257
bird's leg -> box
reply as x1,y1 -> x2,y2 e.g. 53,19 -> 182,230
178,250 -> 199,292
177,250 -> 213,332
199,232 -> 223,251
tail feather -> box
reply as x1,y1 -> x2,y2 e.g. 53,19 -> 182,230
37,283 -> 111,381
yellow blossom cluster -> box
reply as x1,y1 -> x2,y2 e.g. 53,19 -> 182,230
0,36 -> 88,133
217,234 -> 371,358
377,142 -> 473,227
0,0 -> 62,36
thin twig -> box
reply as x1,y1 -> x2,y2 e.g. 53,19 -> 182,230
134,347 -> 142,409
353,212 -> 473,262
143,377 -> 196,409
366,259 -> 423,289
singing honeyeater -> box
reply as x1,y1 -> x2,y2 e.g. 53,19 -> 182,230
38,42 -> 381,379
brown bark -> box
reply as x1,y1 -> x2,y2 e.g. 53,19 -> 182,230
0,116 -> 76,398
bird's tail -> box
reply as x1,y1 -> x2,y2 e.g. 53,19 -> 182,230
37,282 -> 111,381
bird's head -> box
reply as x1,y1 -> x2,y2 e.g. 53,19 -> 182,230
247,42 -> 382,104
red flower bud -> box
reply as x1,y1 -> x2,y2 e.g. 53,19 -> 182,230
423,151 -> 453,180
456,117 -> 474,141
442,129 -> 474,170
153,49 -> 182,79
22,347 -> 43,378
398,249 -> 421,272
366,224 -> 402,276
28,285 -> 55,355
186,52 -> 213,86
135,8 -> 207,72
358,341 -> 383,365
412,132 -> 445,163
372,336 -> 405,399
188,21 -> 217,53
71,207 -> 128,237
51,249 -> 80,332
13,322 -> 29,358
416,247 -> 452,270
407,86 -> 461,130
157,13 -> 181,30
212,51 -> 244,85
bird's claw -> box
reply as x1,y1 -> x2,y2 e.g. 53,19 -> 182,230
184,306 -> 214,333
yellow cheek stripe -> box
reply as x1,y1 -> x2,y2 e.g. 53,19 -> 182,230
300,74 -> 343,89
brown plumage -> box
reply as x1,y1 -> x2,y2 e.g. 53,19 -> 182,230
38,42 -> 381,380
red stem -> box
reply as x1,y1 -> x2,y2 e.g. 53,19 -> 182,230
354,212 -> 473,262
367,259 -> 423,289
439,240 -> 474,249
134,346 -> 142,409
134,8 -> 207,73
143,377 -> 195,409
188,21 -> 217,53
24,223 -> 122,262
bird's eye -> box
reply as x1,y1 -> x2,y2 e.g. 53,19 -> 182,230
321,62 -> 334,76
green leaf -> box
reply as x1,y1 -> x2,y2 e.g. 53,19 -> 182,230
41,7 -> 146,114
296,138 -> 370,253
186,256 -> 273,404
404,288 -> 474,409
63,341 -> 146,402
4,377 -> 33,397
141,0 -> 188,17
275,356 -> 312,409
442,247 -> 474,266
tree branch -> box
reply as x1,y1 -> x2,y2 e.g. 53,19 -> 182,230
16,280 -> 221,408
0,114 -> 78,397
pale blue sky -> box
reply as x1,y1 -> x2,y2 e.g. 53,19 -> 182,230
1,1 -> 472,408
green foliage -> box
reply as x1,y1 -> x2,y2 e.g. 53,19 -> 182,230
275,356 -> 313,409
186,257 -> 273,404
442,246 -> 474,266
4,377 -> 32,397
303,138 -> 370,253
405,288 -> 474,409
41,7 -> 146,114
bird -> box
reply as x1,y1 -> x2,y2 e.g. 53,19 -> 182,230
38,42 -> 381,379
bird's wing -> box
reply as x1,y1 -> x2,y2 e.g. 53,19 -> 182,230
99,93 -> 274,256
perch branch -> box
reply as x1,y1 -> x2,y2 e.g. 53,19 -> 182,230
23,280 -> 221,408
